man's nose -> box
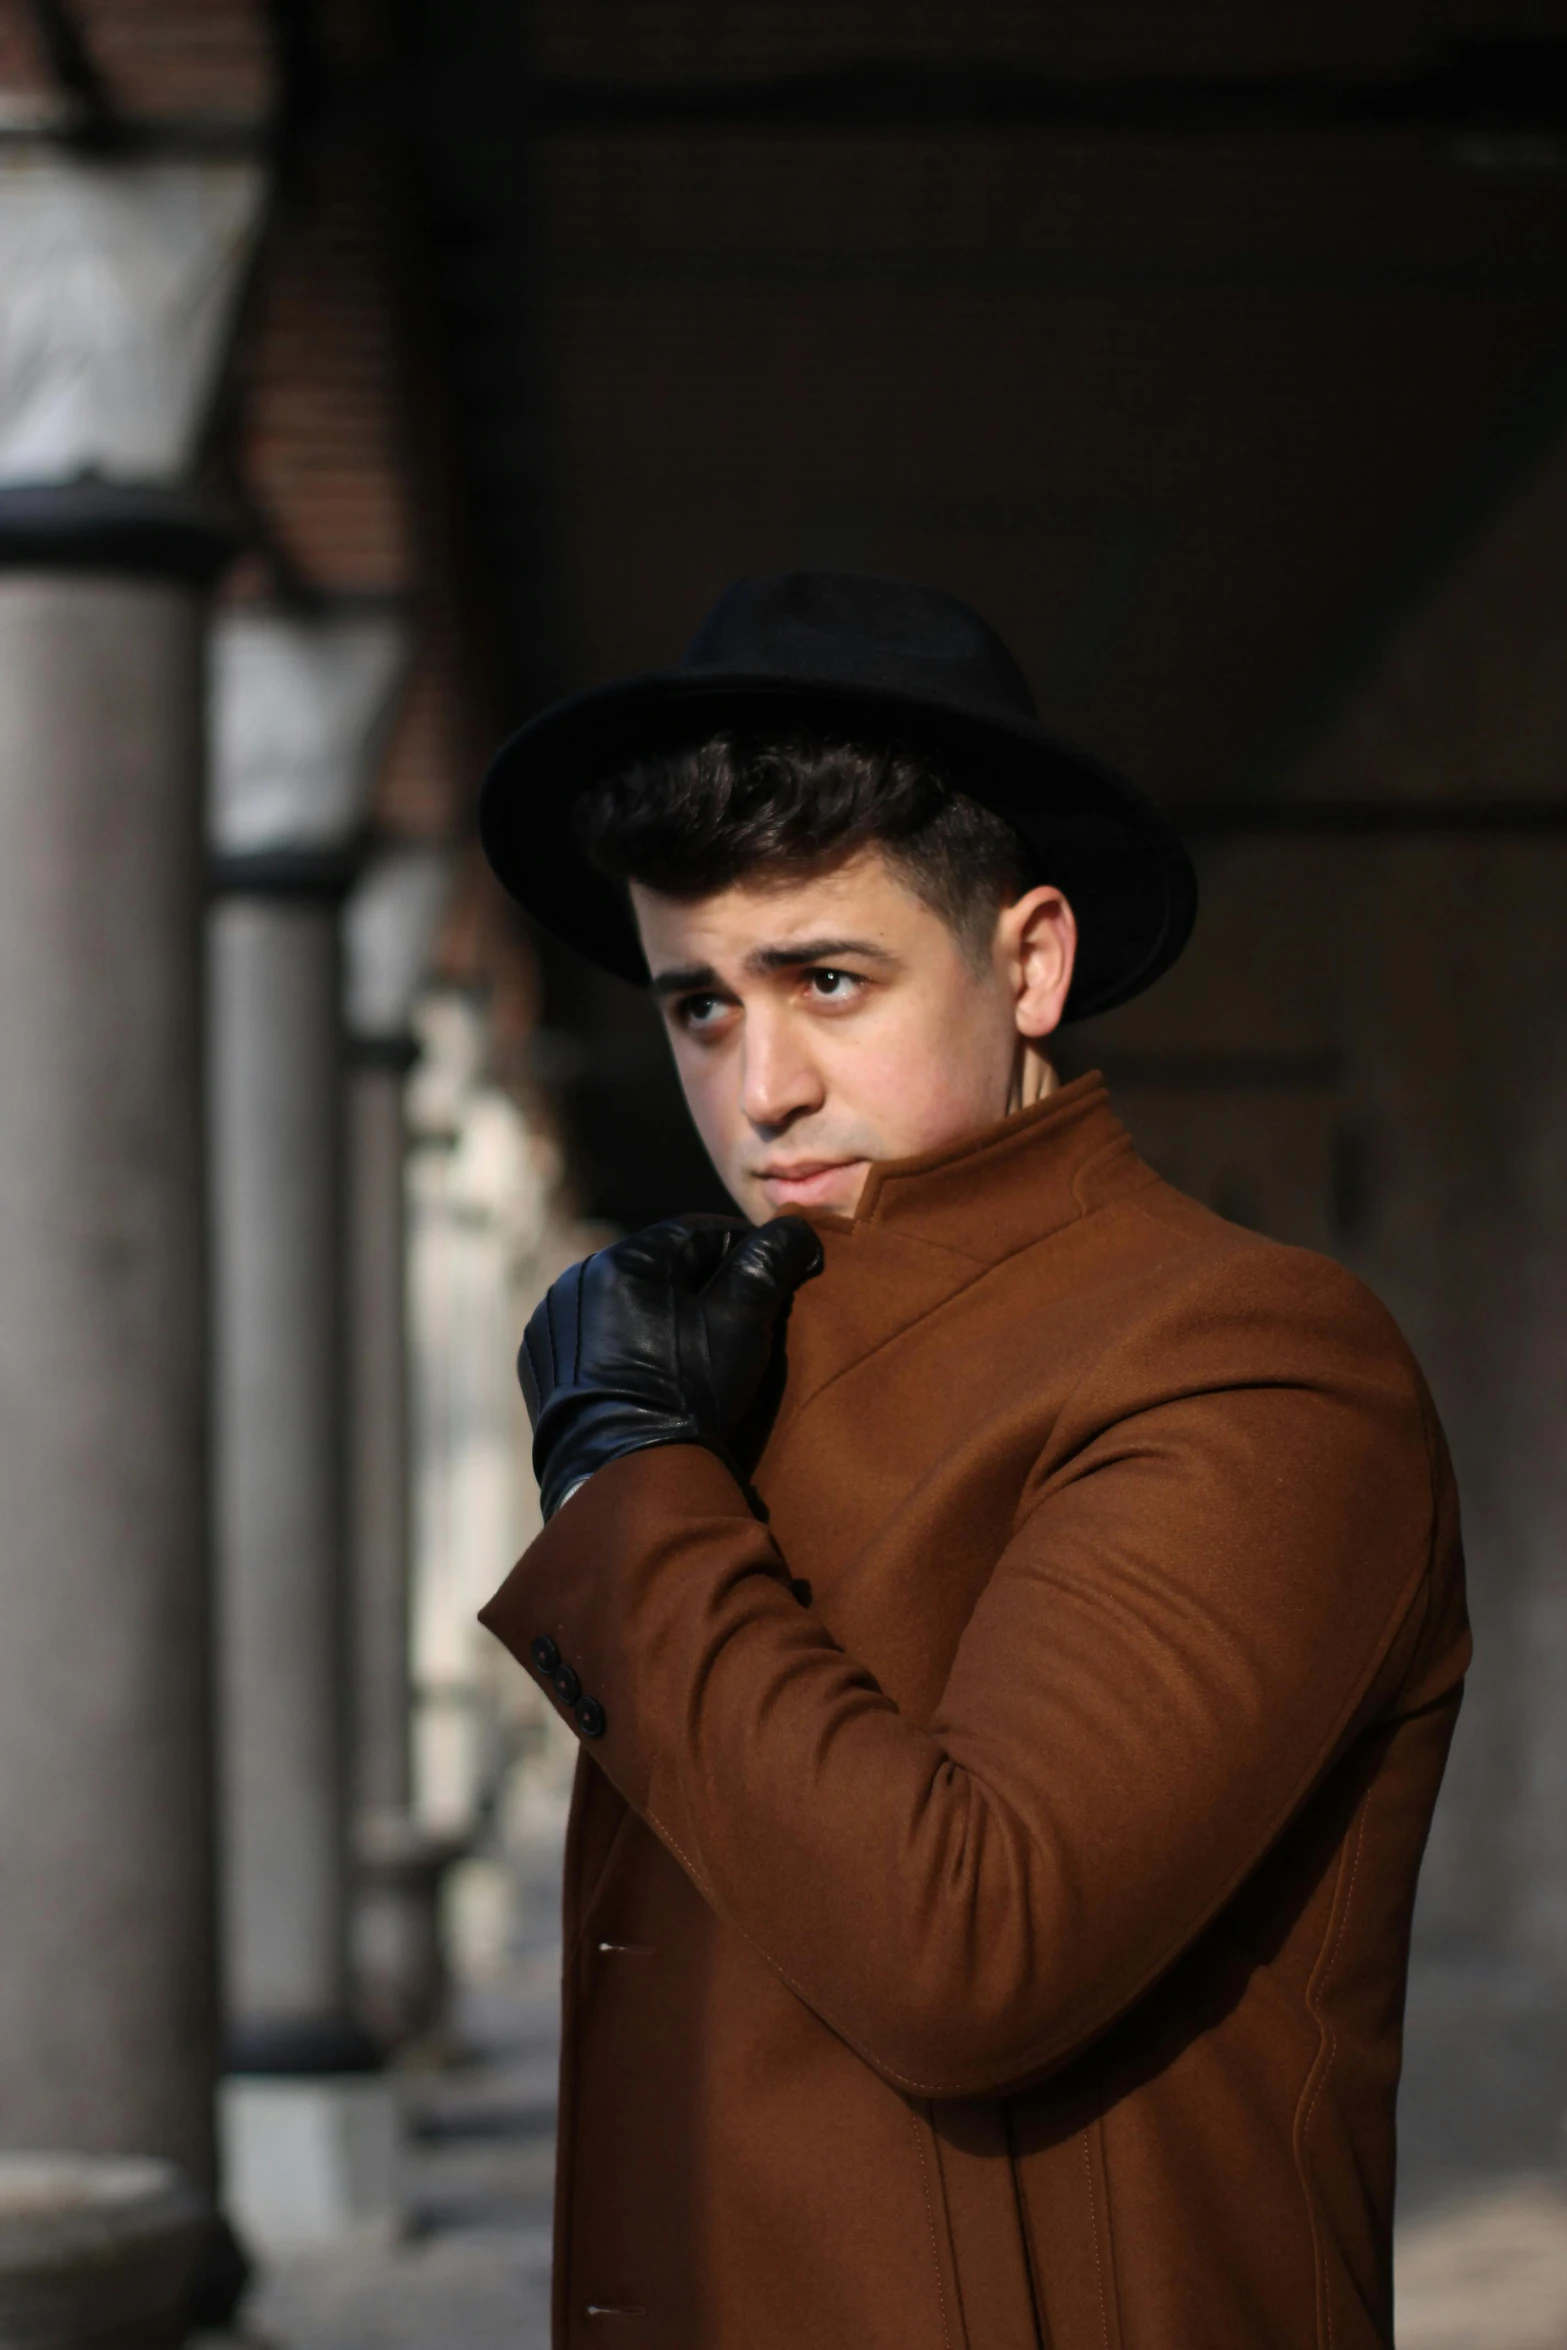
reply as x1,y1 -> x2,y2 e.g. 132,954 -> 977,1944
739,1010 -> 824,1133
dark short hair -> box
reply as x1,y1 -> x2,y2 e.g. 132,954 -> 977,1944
576,732 -> 1035,963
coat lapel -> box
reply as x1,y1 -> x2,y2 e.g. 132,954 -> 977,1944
769,1073 -> 1149,1445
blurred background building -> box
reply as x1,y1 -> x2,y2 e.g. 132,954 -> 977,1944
0,2 -> 1563,2343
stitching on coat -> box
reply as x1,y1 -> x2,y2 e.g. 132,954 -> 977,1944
1294,1793 -> 1371,2350
908,2108 -> 956,2350
1082,2128 -> 1112,2350
1069,1132 -> 1145,1214
644,1804 -> 720,1910
566,1807 -> 636,1968
1004,2103 -> 1051,2348
842,1224 -> 995,1271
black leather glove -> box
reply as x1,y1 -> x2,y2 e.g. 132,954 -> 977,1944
518,1215 -> 824,1521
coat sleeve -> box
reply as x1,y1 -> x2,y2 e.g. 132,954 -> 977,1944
478,1247 -> 1461,2101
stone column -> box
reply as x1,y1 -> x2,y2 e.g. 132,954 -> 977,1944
343,849 -> 463,2048
0,498 -> 228,2188
208,607 -> 408,2251
0,144 -> 259,2209
210,874 -> 356,2065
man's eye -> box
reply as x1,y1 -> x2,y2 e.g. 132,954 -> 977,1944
806,968 -> 858,1000
677,993 -> 727,1029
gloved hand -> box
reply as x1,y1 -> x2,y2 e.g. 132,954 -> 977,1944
518,1215 -> 824,1520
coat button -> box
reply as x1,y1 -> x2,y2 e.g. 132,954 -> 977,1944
553,1663 -> 582,1706
530,1634 -> 560,1677
576,1696 -> 606,1739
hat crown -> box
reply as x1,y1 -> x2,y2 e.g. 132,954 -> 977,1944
680,570 -> 1039,725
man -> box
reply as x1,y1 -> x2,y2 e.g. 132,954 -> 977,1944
476,572 -> 1467,2349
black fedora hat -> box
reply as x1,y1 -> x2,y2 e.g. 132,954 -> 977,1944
479,570 -> 1196,1020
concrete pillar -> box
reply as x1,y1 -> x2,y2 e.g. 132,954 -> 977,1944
345,850 -> 452,1828
343,850 -> 464,2048
210,879 -> 359,2066
0,518 -> 226,2184
350,1038 -> 420,1829
0,2155 -> 206,2348
209,608 -> 408,2248
0,141 -> 261,2208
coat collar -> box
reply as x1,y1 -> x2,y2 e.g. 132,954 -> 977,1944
812,1069 -> 1148,1268
770,1073 -> 1153,1438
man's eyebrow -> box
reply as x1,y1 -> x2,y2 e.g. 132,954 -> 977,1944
649,962 -> 719,997
747,936 -> 897,976
649,938 -> 898,996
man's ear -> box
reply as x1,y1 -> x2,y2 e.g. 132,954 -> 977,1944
999,885 -> 1077,1040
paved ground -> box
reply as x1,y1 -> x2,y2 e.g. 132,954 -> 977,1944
1395,1945 -> 1567,2349
204,1847 -> 1567,2350
198,1846 -> 564,2350
223,1979 -> 558,2350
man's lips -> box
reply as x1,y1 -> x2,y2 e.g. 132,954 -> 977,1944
754,1159 -> 865,1204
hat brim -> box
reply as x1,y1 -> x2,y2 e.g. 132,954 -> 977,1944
479,670 -> 1197,1021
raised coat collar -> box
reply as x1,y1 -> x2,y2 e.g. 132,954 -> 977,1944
770,1074 -> 1153,1436
813,1069 -> 1147,1269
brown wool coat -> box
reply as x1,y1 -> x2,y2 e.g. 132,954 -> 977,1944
480,1074 -> 1469,2350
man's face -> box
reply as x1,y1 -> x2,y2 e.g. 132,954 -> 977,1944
630,845 -> 1076,1223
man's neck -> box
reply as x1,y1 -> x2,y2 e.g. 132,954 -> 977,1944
1007,1042 -> 1059,1118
